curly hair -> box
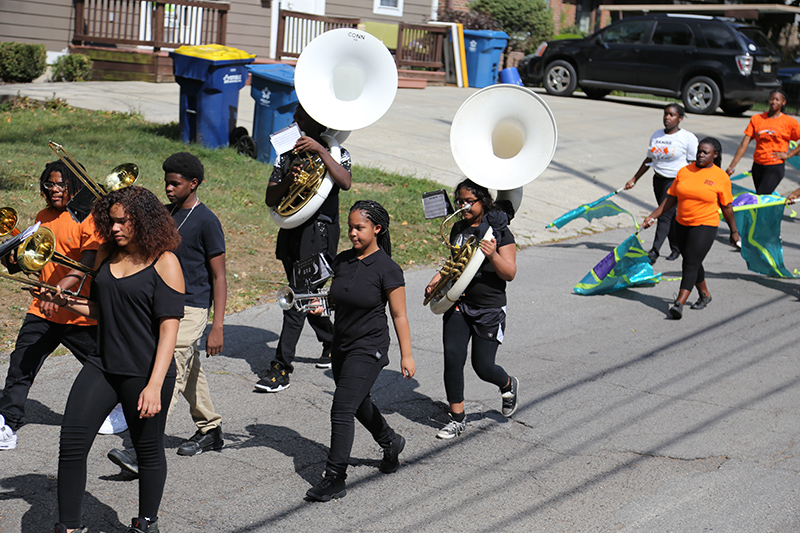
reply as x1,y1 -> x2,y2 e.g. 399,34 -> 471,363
162,152 -> 204,184
39,159 -> 86,206
93,186 -> 180,260
350,200 -> 392,256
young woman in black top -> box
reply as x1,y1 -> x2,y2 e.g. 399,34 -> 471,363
425,180 -> 519,440
305,200 -> 415,502
43,187 -> 184,533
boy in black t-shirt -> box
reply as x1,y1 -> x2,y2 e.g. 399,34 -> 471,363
108,152 -> 226,474
257,105 -> 352,393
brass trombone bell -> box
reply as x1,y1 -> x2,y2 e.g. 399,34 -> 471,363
0,206 -> 19,237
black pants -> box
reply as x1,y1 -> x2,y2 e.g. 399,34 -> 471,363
442,307 -> 509,405
751,162 -> 785,195
675,223 -> 718,293
274,257 -> 334,372
58,362 -> 174,528
0,314 -> 96,431
326,351 -> 394,476
652,175 -> 679,255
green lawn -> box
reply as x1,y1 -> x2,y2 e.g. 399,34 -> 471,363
0,96 -> 447,348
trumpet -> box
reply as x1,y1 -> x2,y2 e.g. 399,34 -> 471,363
276,286 -> 330,317
0,226 -> 94,297
48,141 -> 138,222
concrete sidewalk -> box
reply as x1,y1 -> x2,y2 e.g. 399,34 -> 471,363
0,80 -> 774,246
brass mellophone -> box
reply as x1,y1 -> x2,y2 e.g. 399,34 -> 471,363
276,286 -> 330,317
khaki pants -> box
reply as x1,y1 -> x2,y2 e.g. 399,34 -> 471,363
168,306 -> 221,432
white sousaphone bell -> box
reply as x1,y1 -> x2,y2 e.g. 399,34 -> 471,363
426,84 -> 558,314
270,28 -> 399,229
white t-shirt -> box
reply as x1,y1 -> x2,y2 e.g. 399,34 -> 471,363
645,128 -> 698,178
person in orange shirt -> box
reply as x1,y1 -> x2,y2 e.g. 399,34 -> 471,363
726,90 -> 800,194
644,137 -> 739,320
0,160 -> 101,450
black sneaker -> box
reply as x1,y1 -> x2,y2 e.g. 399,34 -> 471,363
379,434 -> 405,474
255,363 -> 290,393
108,447 -> 139,475
305,471 -> 347,502
690,293 -> 712,310
648,249 -> 659,265
666,250 -> 680,261
669,301 -> 683,319
501,376 -> 519,417
315,349 -> 332,369
177,426 -> 224,456
127,517 -> 159,533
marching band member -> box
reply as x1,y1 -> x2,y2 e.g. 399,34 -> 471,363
44,186 -> 184,533
624,103 -> 698,264
305,200 -> 415,502
425,180 -> 519,440
645,137 -> 739,319
0,160 -> 101,450
258,104 -> 352,392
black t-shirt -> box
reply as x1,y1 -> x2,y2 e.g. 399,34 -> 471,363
170,202 -> 225,309
268,146 -> 352,223
89,258 -> 184,377
449,209 -> 515,308
329,247 -> 404,357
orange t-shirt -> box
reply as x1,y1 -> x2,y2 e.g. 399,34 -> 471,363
668,163 -> 733,227
26,209 -> 102,325
744,112 -> 800,166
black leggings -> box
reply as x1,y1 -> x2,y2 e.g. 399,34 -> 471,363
326,351 -> 395,476
442,307 -> 509,405
674,223 -> 718,293
58,362 -> 174,528
751,162 -> 785,195
652,175 -> 679,255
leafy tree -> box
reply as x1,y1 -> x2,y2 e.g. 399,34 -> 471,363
469,0 -> 554,53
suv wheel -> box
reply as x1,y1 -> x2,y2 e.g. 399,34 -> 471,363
544,60 -> 577,96
682,76 -> 721,115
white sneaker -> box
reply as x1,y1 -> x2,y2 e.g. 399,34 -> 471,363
436,416 -> 466,440
0,414 -> 17,450
98,403 -> 128,435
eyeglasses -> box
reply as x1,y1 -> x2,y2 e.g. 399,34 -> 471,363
455,198 -> 477,207
43,181 -> 67,191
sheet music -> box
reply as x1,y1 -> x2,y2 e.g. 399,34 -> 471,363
270,123 -> 302,156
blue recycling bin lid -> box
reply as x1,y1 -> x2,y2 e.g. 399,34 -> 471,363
247,63 -> 295,87
462,29 -> 509,52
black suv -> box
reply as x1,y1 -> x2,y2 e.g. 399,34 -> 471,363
517,14 -> 781,114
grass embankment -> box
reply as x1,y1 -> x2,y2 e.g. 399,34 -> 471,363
0,97 -> 446,349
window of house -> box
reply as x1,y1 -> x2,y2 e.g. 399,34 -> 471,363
374,0 -> 403,17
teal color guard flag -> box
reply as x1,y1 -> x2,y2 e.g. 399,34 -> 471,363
732,192 -> 798,278
574,233 -> 661,295
547,190 -> 636,229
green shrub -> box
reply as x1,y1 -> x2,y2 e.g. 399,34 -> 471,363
469,0 -> 554,53
552,33 -> 585,41
0,42 -> 47,83
52,54 -> 93,82
436,8 -> 501,31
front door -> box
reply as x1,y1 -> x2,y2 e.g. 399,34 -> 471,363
270,0 -> 327,58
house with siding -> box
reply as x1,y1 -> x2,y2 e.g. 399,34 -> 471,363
0,0 -> 439,80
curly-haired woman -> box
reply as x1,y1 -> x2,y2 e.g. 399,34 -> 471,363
43,186 -> 184,533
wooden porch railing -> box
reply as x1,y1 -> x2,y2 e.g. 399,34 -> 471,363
73,0 -> 230,51
275,9 -> 360,61
396,23 -> 446,70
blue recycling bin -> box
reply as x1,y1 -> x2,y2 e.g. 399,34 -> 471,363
462,30 -> 509,88
246,64 -> 299,163
169,45 -> 255,149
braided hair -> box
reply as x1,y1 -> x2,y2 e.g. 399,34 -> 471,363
698,136 -> 723,168
39,159 -> 85,206
350,200 -> 392,257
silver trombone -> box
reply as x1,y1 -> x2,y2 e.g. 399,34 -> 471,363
276,286 -> 330,317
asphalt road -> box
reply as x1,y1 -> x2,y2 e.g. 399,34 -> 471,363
2,82 -> 800,531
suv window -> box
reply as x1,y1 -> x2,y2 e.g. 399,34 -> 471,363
652,21 -> 694,46
601,20 -> 651,44
738,27 -> 778,54
700,25 -> 739,50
